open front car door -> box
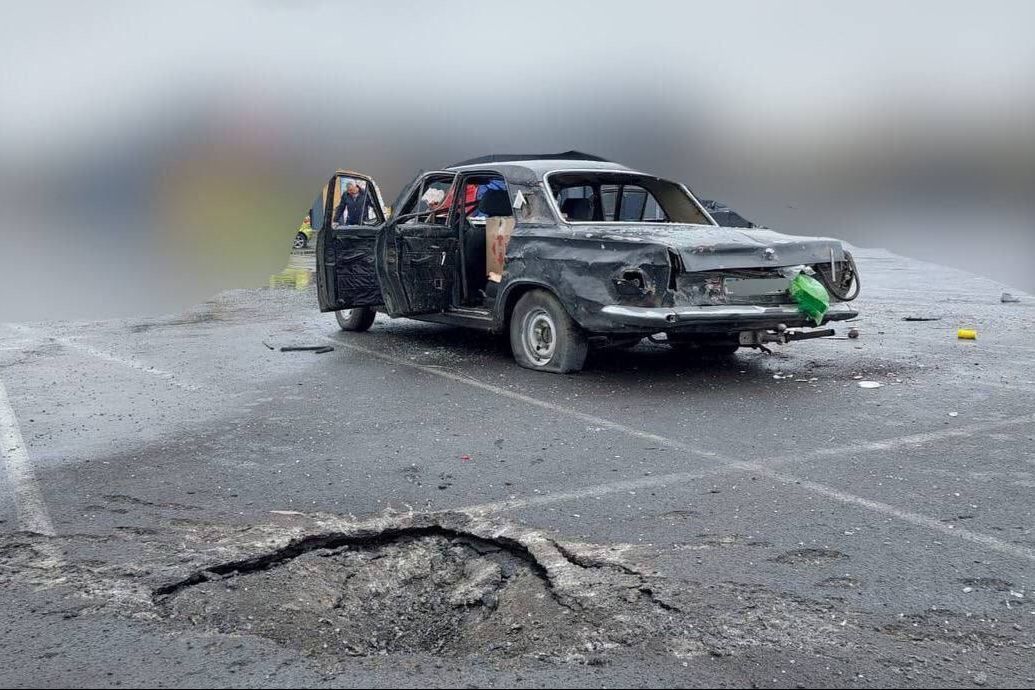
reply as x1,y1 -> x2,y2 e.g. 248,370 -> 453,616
315,171 -> 388,312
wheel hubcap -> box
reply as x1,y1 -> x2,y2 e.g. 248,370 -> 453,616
522,309 -> 556,365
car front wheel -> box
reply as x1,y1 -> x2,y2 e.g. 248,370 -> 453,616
335,307 -> 376,332
293,232 -> 308,249
509,290 -> 588,373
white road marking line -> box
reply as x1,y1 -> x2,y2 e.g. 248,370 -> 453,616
0,378 -> 55,536
5,324 -> 199,392
786,412 -> 1035,463
763,469 -> 1035,563
328,337 -> 1035,563
958,378 -> 1035,395
463,468 -> 717,516
320,336 -> 723,459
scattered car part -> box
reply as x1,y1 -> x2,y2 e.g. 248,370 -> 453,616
738,328 -> 836,348
813,249 -> 861,301
280,345 -> 335,354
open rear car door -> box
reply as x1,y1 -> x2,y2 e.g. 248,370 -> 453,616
375,171 -> 461,317
315,171 -> 388,312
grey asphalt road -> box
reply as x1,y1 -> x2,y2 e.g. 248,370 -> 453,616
0,249 -> 1033,688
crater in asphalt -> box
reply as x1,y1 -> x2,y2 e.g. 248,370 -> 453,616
158,530 -> 588,659
150,514 -> 851,664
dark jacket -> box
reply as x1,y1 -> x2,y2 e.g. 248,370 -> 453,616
333,191 -> 373,226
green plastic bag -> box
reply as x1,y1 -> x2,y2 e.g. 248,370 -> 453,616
789,272 -> 830,325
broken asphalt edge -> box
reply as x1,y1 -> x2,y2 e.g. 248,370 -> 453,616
149,510 -> 661,611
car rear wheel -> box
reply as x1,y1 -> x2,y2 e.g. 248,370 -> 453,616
335,307 -> 376,332
294,232 -> 308,249
509,290 -> 588,373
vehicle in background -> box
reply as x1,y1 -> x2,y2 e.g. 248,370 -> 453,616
699,199 -> 759,228
314,152 -> 860,373
294,213 -> 314,249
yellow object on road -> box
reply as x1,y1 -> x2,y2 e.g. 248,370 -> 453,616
957,329 -> 978,340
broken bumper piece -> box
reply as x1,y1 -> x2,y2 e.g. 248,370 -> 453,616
599,303 -> 858,331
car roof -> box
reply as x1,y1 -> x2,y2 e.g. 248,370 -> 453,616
448,150 -> 609,167
446,150 -> 643,177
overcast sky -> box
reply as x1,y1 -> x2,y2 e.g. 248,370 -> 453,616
2,2 -> 1033,137
1,1 -> 1033,319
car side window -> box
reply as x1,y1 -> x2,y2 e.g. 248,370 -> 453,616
597,184 -> 659,221
618,187 -> 648,221
397,174 -> 456,224
330,175 -> 381,229
555,185 -> 597,221
550,175 -> 678,224
453,174 -> 509,225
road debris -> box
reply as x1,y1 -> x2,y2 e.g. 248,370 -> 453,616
903,316 -> 942,322
957,329 -> 978,340
858,381 -> 883,389
1001,292 -> 1021,303
789,272 -> 831,325
280,345 -> 335,354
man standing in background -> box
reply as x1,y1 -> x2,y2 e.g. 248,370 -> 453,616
333,180 -> 372,227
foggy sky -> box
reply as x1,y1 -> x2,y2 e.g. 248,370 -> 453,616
1,1 -> 1032,320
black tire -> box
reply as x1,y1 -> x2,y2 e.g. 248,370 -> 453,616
335,307 -> 376,332
509,290 -> 588,373
294,232 -> 308,250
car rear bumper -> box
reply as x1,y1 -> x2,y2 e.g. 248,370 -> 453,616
598,303 -> 858,332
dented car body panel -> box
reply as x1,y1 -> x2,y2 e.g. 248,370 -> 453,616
316,155 -> 859,343
489,224 -> 855,334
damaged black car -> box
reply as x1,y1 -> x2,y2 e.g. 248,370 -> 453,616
315,153 -> 860,373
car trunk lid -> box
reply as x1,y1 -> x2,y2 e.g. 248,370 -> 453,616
593,224 -> 849,272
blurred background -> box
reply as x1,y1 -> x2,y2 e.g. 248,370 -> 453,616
1,0 -> 1032,321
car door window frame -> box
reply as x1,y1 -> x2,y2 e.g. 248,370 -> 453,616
447,170 -> 513,305
393,171 -> 456,225
326,173 -> 386,231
